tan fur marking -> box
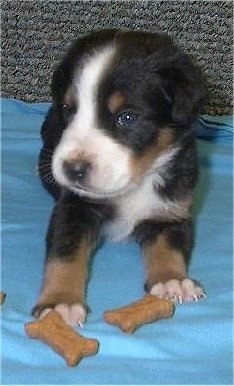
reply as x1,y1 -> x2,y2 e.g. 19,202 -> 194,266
107,91 -> 126,114
38,239 -> 92,307
130,128 -> 173,180
63,87 -> 76,107
144,234 -> 188,288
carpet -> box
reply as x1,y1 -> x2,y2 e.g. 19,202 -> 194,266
1,0 -> 233,115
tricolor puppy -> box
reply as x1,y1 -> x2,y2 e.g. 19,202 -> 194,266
33,30 -> 206,326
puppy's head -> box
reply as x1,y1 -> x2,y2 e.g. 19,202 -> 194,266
51,30 -> 206,199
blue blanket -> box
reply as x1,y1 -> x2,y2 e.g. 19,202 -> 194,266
1,98 -> 233,385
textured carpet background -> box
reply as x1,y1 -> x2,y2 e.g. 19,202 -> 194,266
2,0 -> 233,115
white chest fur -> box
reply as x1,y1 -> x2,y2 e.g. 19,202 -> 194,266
102,174 -> 187,242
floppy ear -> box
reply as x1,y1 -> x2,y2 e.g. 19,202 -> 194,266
172,55 -> 207,126
51,59 -> 72,104
158,54 -> 207,127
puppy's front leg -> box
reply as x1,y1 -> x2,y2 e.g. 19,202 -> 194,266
137,221 -> 205,303
32,241 -> 92,327
32,194 -> 102,326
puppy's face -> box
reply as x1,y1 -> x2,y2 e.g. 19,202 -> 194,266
52,31 -> 205,199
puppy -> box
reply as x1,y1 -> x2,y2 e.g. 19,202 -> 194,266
33,30 -> 206,326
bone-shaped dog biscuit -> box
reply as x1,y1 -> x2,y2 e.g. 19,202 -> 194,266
104,294 -> 174,333
25,311 -> 99,366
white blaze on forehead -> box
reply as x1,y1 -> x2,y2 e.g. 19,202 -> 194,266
73,45 -> 116,136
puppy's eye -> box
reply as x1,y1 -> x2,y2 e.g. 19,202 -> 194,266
62,104 -> 74,121
116,110 -> 139,128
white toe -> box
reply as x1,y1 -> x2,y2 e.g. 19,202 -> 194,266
150,282 -> 165,298
164,279 -> 183,303
181,279 -> 206,302
68,304 -> 86,327
54,303 -> 86,326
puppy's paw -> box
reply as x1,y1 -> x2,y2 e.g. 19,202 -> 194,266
40,303 -> 87,327
32,300 -> 87,327
150,278 -> 206,304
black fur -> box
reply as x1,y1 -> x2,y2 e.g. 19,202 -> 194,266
46,192 -> 114,260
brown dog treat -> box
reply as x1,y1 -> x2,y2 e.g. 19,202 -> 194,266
25,311 -> 99,366
0,292 -> 6,305
104,294 -> 174,333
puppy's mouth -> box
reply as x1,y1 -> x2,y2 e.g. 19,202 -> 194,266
68,181 -> 133,200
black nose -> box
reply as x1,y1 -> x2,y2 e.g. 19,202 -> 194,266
63,160 -> 90,182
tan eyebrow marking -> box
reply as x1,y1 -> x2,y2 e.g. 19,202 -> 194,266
63,87 -> 76,107
107,91 -> 126,114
